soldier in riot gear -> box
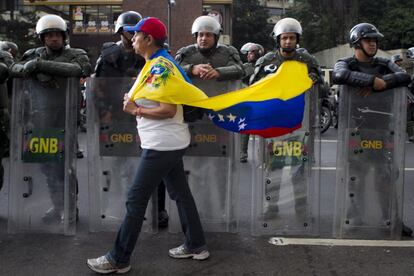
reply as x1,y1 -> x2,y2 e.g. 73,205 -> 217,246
333,23 -> 409,90
391,53 -> 414,142
95,11 -> 144,122
95,11 -> 145,78
173,15 -> 244,232
250,18 -> 322,218
176,15 -> 244,89
250,18 -> 320,84
0,49 -> 13,191
239,42 -> 264,162
10,14 -> 91,223
333,23 -> 412,236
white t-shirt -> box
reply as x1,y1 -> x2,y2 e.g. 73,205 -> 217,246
134,99 -> 190,151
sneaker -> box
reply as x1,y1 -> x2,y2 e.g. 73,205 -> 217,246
87,256 -> 131,274
168,244 -> 209,260
240,152 -> 248,163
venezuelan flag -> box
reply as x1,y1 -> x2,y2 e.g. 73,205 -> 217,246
128,48 -> 313,138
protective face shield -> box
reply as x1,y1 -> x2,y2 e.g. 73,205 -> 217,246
36,14 -> 68,42
115,11 -> 142,34
349,23 -> 383,48
271,18 -> 302,53
191,15 -> 221,37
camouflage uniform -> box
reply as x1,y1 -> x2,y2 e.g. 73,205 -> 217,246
0,50 -> 13,191
174,39 -> 245,226
10,45 -> 91,221
250,49 -> 321,215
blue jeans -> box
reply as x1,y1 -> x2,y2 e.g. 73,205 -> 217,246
106,148 -> 206,268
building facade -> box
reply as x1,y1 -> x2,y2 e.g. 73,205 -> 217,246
18,0 -> 233,66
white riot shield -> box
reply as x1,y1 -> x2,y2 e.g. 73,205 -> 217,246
251,86 -> 321,236
334,86 -> 407,239
8,78 -> 79,235
167,79 -> 241,233
86,77 -> 157,233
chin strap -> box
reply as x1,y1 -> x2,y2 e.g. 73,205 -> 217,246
281,47 -> 295,54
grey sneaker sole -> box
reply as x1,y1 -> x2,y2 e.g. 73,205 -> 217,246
86,262 -> 131,274
169,250 -> 210,260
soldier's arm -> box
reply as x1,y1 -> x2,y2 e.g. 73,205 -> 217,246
380,59 -> 411,89
0,51 -> 12,83
332,58 -> 375,87
49,49 -> 91,77
175,46 -> 193,76
215,46 -> 244,81
307,55 -> 323,84
249,55 -> 269,85
242,62 -> 254,79
94,42 -> 121,77
9,49 -> 33,78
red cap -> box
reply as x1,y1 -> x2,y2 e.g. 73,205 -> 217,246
124,17 -> 167,40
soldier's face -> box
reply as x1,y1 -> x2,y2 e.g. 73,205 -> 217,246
247,50 -> 258,63
44,31 -> 64,50
360,38 -> 378,57
197,32 -> 215,50
279,33 -> 297,50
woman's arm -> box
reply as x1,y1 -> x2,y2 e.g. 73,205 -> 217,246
123,94 -> 177,119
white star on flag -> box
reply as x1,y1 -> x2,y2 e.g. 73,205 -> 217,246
238,122 -> 247,130
238,118 -> 246,124
227,113 -> 236,122
208,113 -> 215,120
218,114 -> 225,122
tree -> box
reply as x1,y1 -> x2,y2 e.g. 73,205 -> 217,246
0,10 -> 39,57
286,0 -> 414,53
232,0 -> 273,52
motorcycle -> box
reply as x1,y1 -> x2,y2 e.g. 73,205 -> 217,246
320,84 -> 339,133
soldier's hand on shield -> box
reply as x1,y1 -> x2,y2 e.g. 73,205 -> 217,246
192,64 -> 212,78
23,58 -> 41,76
373,77 -> 387,91
201,68 -> 220,80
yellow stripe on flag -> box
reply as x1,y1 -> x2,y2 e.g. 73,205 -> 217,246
128,58 -> 312,111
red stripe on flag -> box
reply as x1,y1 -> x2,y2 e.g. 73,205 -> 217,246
241,124 -> 302,138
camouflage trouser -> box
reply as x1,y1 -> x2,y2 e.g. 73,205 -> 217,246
240,134 -> 250,154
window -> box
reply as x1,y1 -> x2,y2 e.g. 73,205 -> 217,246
71,5 -> 122,35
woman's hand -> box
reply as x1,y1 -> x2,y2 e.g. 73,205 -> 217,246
123,93 -> 138,116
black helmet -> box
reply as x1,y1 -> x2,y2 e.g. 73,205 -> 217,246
349,23 -> 383,48
115,11 -> 142,34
